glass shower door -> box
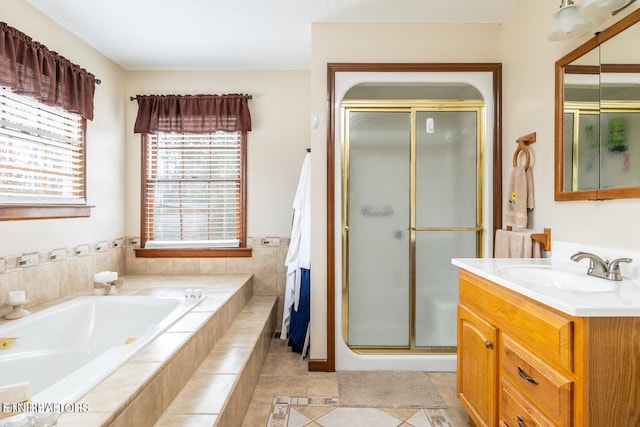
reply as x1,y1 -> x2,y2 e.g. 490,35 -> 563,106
414,109 -> 481,349
343,101 -> 484,352
345,110 -> 411,347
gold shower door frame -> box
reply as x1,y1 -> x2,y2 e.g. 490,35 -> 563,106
341,99 -> 486,354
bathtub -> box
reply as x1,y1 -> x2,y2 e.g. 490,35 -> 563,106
0,295 -> 203,422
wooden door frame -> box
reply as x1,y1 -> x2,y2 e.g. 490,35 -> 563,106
310,63 -> 502,372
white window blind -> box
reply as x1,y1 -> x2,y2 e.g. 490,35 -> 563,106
144,132 -> 242,248
0,88 -> 85,205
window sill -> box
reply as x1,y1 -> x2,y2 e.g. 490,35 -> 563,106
0,204 -> 93,221
134,247 -> 252,258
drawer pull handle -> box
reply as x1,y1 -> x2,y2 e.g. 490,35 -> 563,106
517,366 -> 538,385
517,415 -> 526,427
484,340 -> 493,349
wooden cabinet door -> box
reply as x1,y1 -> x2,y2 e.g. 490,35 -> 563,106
458,304 -> 498,427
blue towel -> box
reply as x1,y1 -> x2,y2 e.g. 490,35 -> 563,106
288,268 -> 310,353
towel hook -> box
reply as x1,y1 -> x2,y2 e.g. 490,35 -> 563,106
513,132 -> 536,171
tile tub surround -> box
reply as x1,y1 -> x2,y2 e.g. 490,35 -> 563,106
43,274 -> 255,426
155,296 -> 277,426
0,244 -> 125,318
124,236 -> 290,326
1,235 -> 290,324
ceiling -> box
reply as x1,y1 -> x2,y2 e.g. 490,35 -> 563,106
25,0 -> 524,71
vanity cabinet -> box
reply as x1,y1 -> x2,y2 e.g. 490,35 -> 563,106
458,304 -> 498,427
457,269 -> 640,427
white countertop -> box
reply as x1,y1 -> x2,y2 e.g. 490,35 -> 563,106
452,257 -> 640,317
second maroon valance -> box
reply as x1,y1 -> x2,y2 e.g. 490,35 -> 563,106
133,94 -> 252,134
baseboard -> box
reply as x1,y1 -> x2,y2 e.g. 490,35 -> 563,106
308,359 -> 334,372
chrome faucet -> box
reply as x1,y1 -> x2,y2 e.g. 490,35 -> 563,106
570,251 -> 632,281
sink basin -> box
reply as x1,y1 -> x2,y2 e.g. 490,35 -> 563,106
495,264 -> 618,293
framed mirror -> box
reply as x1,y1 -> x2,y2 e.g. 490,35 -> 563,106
555,8 -> 640,200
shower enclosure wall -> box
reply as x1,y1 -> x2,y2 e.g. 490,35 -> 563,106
334,72 -> 495,371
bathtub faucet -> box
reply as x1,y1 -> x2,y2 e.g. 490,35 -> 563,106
570,251 -> 632,281
95,278 -> 124,295
106,278 -> 124,295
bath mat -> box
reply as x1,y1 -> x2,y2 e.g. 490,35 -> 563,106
337,371 -> 446,408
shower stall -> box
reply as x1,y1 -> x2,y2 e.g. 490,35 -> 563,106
333,72 -> 495,371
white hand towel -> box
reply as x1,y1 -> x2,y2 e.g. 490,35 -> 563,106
494,229 -> 541,258
495,229 -> 511,258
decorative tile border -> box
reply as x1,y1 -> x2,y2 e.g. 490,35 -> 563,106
0,235 -> 292,275
267,396 -> 454,427
267,396 -> 339,427
0,237 -> 127,274
423,408 -> 454,426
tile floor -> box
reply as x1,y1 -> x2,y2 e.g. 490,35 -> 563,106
242,338 -> 470,427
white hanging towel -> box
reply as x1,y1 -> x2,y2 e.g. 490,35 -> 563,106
494,229 -> 541,258
281,152 -> 311,339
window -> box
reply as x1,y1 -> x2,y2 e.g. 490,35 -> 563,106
132,93 -> 251,257
140,130 -> 247,252
0,88 -> 90,220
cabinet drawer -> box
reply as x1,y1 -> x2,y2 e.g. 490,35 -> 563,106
459,271 -> 574,371
500,378 -> 556,427
501,335 -> 572,426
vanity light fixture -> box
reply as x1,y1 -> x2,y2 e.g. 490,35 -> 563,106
548,0 -> 594,41
547,0 -> 637,41
581,0 -> 636,17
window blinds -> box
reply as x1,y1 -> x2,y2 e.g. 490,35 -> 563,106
144,132 -> 242,247
0,88 -> 85,204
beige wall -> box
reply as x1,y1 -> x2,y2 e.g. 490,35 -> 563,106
4,0 -> 640,366
308,6 -> 640,362
124,70 -> 310,239
0,1 -> 126,314
0,1 -> 126,256
500,0 -> 640,250
0,3 -> 311,326
308,22 -> 502,361
123,71 -> 310,327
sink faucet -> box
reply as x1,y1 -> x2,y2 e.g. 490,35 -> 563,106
570,251 -> 632,281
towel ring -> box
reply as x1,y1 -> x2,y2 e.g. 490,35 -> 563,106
513,146 -> 530,170
513,132 -> 536,171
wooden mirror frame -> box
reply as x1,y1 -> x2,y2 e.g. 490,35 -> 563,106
555,8 -> 640,201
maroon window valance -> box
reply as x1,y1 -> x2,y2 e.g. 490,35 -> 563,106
133,94 -> 252,134
0,22 -> 96,120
